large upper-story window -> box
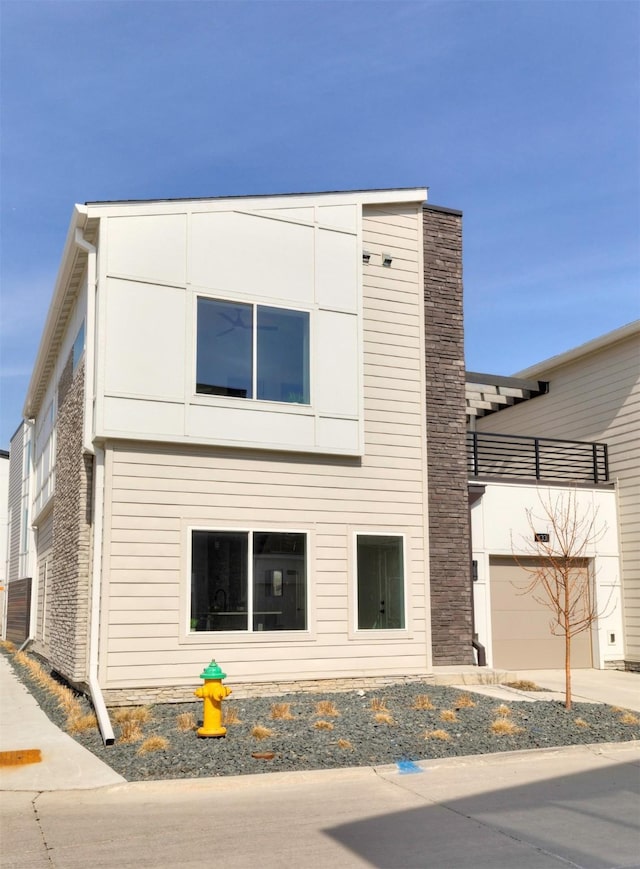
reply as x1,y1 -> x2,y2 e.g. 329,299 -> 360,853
190,530 -> 307,632
196,298 -> 310,404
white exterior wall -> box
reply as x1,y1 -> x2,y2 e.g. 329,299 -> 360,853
93,194 -> 378,456
97,201 -> 431,691
471,481 -> 624,669
0,453 -> 9,632
476,327 -> 640,664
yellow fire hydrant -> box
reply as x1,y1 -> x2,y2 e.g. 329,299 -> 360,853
194,660 -> 232,738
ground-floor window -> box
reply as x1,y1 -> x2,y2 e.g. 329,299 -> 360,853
356,534 -> 405,630
190,530 -> 307,632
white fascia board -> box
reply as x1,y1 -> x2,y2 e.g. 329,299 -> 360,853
515,319 -> 640,379
23,205 -> 89,419
83,188 -> 428,218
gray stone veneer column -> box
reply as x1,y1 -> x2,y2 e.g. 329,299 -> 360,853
49,355 -> 92,682
423,205 -> 474,665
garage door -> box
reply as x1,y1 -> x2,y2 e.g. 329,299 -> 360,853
490,557 -> 592,669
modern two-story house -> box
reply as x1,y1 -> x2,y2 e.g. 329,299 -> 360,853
4,188 -> 476,742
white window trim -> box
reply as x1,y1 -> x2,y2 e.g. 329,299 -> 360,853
180,523 -> 315,644
193,294 -> 313,406
349,530 -> 411,639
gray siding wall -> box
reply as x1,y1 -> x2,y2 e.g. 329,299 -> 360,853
423,205 -> 474,665
7,425 -> 24,583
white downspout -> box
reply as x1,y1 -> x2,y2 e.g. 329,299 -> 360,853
87,445 -> 113,745
74,226 -> 114,745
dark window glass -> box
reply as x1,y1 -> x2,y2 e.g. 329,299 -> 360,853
196,299 -> 253,397
257,307 -> 309,403
191,531 -> 248,631
253,532 -> 306,631
357,535 -> 405,630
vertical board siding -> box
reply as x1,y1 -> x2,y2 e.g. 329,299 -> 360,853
477,333 -> 640,663
33,510 -> 54,656
7,426 -> 24,583
102,205 -> 430,688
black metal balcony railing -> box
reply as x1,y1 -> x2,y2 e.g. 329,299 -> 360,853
467,431 -> 609,484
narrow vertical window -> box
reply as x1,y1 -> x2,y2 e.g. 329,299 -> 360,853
357,535 -> 405,630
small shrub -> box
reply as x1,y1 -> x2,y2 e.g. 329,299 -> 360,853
424,729 -> 451,741
67,713 -> 98,733
454,693 -> 476,708
490,719 -> 523,736
494,704 -> 512,718
176,712 -> 197,732
440,709 -> 458,723
315,700 -> 340,717
270,703 -> 294,720
314,720 -> 334,731
412,694 -> 434,710
137,735 -> 169,755
574,718 -> 590,729
337,738 -> 353,750
374,712 -> 394,725
118,721 -> 144,744
251,725 -> 273,740
370,697 -> 387,712
222,706 -> 242,726
619,711 -> 640,725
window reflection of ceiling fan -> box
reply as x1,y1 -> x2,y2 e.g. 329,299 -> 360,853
216,310 -> 278,338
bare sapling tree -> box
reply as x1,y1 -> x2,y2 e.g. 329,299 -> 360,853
514,490 -> 609,710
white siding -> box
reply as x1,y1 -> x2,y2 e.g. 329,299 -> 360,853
99,204 -> 430,690
477,330 -> 640,663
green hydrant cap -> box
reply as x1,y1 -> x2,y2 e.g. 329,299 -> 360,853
199,660 -> 227,680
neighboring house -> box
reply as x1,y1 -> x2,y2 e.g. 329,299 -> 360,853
471,323 -> 638,671
0,449 -> 9,634
3,188 -> 476,736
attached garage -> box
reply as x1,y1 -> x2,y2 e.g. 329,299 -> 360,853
490,557 -> 593,669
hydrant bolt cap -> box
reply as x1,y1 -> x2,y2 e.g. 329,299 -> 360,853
200,660 -> 227,680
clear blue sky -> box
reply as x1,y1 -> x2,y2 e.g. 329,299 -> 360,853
1,0 -> 638,449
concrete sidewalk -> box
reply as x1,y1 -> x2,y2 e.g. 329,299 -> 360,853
2,743 -> 639,868
0,655 -> 124,791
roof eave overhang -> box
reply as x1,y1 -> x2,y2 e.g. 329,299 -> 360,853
23,205 -> 95,420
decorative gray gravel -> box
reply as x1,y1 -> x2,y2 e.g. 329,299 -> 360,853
4,650 -> 639,782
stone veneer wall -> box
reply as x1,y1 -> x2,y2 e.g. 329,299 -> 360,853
101,673 -> 432,707
49,355 -> 93,683
423,205 -> 474,665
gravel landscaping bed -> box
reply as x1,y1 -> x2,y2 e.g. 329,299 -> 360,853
4,648 -> 639,782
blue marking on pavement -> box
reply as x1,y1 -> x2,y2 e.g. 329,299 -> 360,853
396,760 -> 423,774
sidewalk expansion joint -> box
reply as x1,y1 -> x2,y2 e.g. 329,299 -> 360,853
32,793 -> 55,866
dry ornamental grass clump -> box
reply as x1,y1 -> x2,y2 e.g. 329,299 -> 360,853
490,718 -> 523,736
494,704 -> 512,718
222,706 -> 242,726
67,713 -> 98,733
315,700 -> 340,717
619,711 -> 640,725
454,693 -> 476,708
137,735 -> 169,755
373,712 -> 394,725
369,697 -> 387,712
113,707 -> 152,726
574,718 -> 590,729
505,680 -> 542,692
251,725 -> 273,740
118,721 -> 144,744
0,640 -> 16,652
440,709 -> 458,723
314,720 -> 334,731
270,703 -> 294,720
412,694 -> 435,711
176,712 -> 197,732
337,738 -> 353,750
424,729 -> 451,741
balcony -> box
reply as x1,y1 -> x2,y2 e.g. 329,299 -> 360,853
467,431 -> 609,484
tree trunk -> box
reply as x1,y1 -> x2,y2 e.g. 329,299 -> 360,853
564,577 -> 572,710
